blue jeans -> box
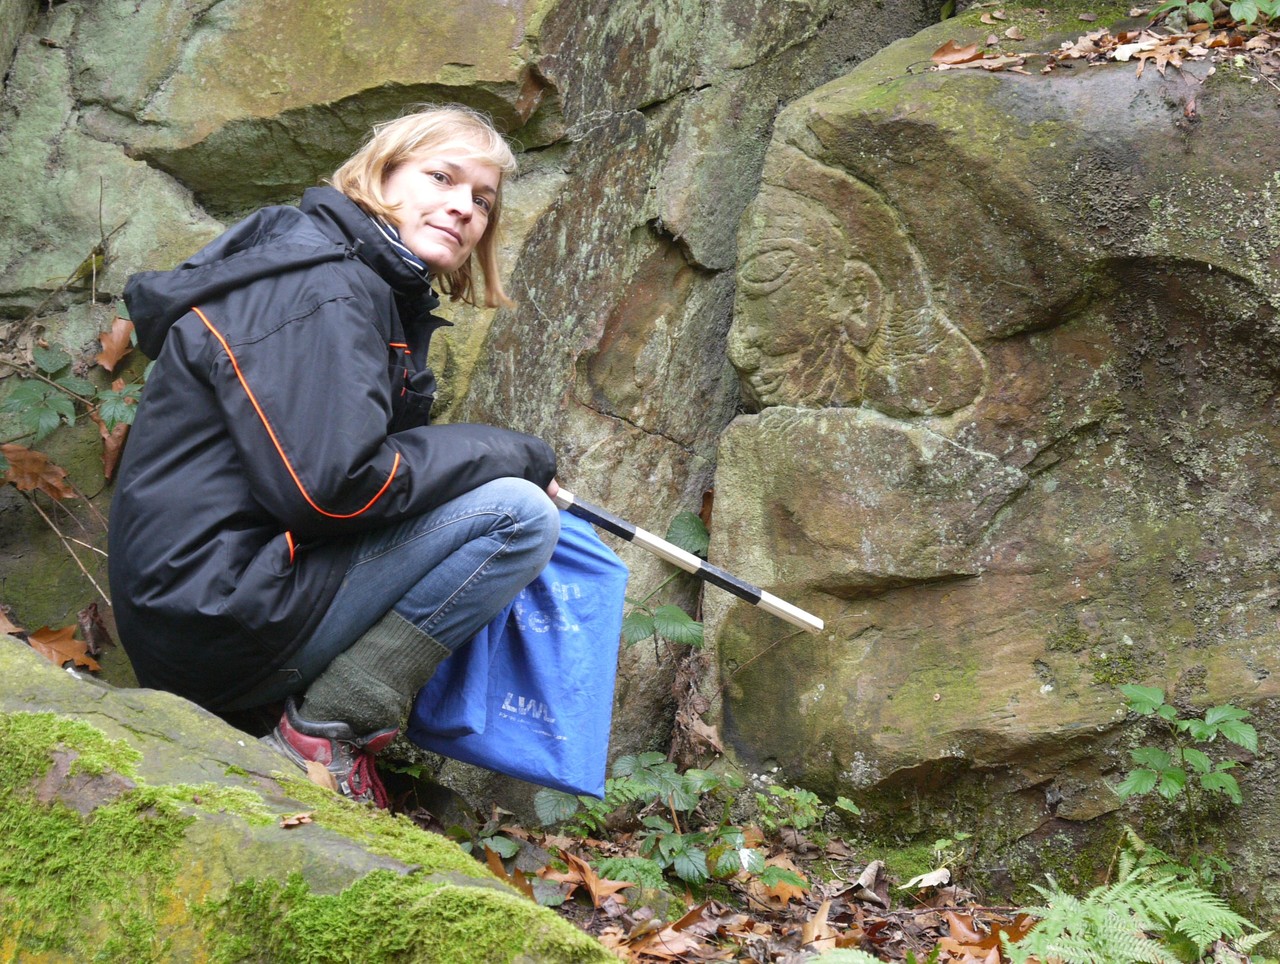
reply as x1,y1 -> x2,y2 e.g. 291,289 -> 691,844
224,477 -> 560,710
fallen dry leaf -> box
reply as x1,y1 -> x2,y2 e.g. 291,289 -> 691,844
0,606 -> 21,637
77,602 -> 115,656
1,444 -> 76,500
88,406 -> 130,480
27,624 -> 100,672
932,39 -> 983,65
279,811 -> 314,828
305,760 -> 339,793
541,851 -> 634,908
1005,26 -> 1026,40
801,899 -> 840,952
95,316 -> 134,373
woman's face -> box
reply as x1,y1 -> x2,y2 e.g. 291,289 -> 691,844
382,152 -> 501,275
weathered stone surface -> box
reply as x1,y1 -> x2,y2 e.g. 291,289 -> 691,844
0,6 -> 224,313
714,408 -> 1027,594
74,0 -> 562,215
0,0 -> 33,82
711,1 -> 1280,917
0,639 -> 610,962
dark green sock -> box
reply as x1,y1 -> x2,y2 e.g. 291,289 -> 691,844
300,611 -> 448,733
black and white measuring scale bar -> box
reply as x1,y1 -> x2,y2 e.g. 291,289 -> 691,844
552,489 -> 824,634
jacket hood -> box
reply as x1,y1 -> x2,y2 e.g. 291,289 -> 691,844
124,187 -> 439,358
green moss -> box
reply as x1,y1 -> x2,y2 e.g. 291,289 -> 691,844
0,714 -> 190,960
0,711 -> 610,962
879,840 -> 939,886
1088,640 -> 1146,686
269,776 -> 490,882
201,872 -> 610,964
1047,616 -> 1091,654
0,711 -> 142,781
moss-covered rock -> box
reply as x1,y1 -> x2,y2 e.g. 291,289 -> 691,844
0,640 -> 610,963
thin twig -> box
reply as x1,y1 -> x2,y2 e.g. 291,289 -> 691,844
68,537 -> 107,558
21,490 -> 110,605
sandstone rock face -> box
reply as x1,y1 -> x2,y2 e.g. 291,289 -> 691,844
712,6 -> 1280,910
0,639 -> 610,962
0,0 -> 945,809
0,0 -> 33,82
7,0 -> 1280,927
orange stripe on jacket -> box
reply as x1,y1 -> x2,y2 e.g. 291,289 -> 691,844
194,306 -> 400,519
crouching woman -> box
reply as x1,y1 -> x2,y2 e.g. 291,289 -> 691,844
109,106 -> 559,808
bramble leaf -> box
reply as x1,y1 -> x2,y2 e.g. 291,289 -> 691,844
622,610 -> 655,646
33,344 -> 71,373
1180,747 -> 1212,774
1216,720 -> 1258,753
533,787 -> 583,825
666,511 -> 709,557
1201,771 -> 1243,804
1157,768 -> 1187,799
1116,768 -> 1158,799
1130,746 -> 1172,770
653,604 -> 704,647
1120,684 -> 1165,715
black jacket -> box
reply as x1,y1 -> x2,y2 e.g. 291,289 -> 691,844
109,187 -> 556,709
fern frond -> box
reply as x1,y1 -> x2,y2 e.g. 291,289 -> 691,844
1008,866 -> 1256,964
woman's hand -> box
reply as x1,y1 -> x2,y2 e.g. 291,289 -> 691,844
546,477 -> 560,501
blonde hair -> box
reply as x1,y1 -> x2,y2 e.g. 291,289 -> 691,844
331,105 -> 518,308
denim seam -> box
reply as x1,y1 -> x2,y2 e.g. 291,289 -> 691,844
417,515 -> 521,634
348,507 -> 516,568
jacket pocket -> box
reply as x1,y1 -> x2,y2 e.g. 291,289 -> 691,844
387,362 -> 435,433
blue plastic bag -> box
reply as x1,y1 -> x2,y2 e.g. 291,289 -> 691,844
407,509 -> 628,797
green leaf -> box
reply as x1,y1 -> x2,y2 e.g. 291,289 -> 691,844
652,605 -> 704,647
1130,746 -> 1172,770
97,389 -> 138,430
1204,704 -> 1250,726
1200,771 -> 1242,804
1188,0 -> 1215,19
671,848 -> 708,885
760,865 -> 806,888
1156,703 -> 1179,722
621,610 -> 656,646
1156,768 -> 1188,800
55,375 -> 97,398
481,835 -> 520,859
1116,769 -> 1158,799
533,787 -> 582,825
1232,0 -> 1260,23
835,796 -> 862,815
32,344 -> 71,374
1180,747 -> 1212,774
532,878 -> 568,906
1120,685 -> 1165,715
1216,720 -> 1258,753
1180,718 -> 1214,742
0,380 -> 49,412
665,511 -> 709,557
613,751 -> 667,779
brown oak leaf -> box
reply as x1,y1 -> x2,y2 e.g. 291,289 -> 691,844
95,316 -> 134,373
1,444 -> 76,500
932,39 -> 983,64
28,624 -> 100,672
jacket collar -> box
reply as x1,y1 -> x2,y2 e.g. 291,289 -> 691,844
300,187 -> 440,308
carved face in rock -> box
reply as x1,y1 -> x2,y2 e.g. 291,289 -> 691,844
731,149 -> 985,416
731,188 -> 882,409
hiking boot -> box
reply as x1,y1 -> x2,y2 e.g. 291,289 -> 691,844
263,697 -> 396,808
